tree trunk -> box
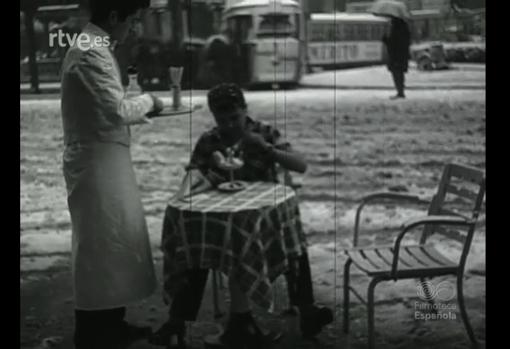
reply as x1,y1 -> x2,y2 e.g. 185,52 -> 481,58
24,10 -> 40,93
170,0 -> 183,52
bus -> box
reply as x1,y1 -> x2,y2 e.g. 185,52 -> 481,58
217,0 -> 305,88
306,12 -> 389,70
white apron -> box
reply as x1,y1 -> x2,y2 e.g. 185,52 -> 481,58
60,23 -> 157,310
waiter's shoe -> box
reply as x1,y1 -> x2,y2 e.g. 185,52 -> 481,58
300,305 -> 333,339
117,321 -> 153,347
148,319 -> 186,348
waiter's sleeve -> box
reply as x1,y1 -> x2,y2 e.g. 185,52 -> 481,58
72,48 -> 154,126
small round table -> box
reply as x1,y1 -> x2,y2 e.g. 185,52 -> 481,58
161,181 -> 307,310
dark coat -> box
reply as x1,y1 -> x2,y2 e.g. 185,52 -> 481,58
382,18 -> 411,73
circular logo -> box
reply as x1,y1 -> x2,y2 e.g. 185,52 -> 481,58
417,281 -> 456,301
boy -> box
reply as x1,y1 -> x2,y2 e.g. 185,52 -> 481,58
151,83 -> 332,348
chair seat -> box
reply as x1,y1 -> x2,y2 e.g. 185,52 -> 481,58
346,244 -> 457,277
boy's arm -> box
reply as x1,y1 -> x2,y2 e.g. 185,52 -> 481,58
243,131 -> 307,174
188,134 -> 229,186
269,146 -> 307,174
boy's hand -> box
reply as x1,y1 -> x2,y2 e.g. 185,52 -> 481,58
242,132 -> 271,152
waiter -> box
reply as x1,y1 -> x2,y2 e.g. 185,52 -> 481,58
60,1 -> 163,348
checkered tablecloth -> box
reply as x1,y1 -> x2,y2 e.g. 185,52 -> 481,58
161,181 -> 307,310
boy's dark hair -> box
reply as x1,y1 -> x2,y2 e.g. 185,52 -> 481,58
207,83 -> 247,112
87,0 -> 150,24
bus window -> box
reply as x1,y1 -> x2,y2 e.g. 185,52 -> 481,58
185,3 -> 214,40
315,23 -> 325,41
227,15 -> 253,42
344,23 -> 354,41
294,14 -> 301,39
327,23 -> 335,41
351,24 -> 358,40
335,23 -> 344,41
310,23 -> 319,41
258,14 -> 295,38
359,24 -> 368,40
369,24 -> 382,40
310,24 -> 317,41
367,24 -> 374,40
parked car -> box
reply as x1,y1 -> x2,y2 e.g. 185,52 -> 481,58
442,42 -> 486,63
410,42 -> 450,71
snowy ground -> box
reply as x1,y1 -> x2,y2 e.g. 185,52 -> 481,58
20,88 -> 485,348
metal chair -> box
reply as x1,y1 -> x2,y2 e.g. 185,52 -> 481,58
343,163 -> 485,348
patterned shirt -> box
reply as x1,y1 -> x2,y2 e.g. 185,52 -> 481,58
189,117 -> 292,186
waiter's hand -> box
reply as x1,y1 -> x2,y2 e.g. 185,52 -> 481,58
146,94 -> 164,117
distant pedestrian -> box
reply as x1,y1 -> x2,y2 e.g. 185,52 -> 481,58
382,17 -> 411,99
199,35 -> 234,88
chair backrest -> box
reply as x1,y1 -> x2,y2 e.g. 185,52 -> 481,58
420,163 -> 485,269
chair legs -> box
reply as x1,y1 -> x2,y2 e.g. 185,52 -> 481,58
367,277 -> 383,349
343,258 -> 352,334
218,271 -> 225,289
212,271 -> 224,319
344,270 -> 479,348
457,273 -> 478,346
344,258 -> 383,349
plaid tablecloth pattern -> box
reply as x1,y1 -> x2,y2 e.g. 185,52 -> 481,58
161,181 -> 307,309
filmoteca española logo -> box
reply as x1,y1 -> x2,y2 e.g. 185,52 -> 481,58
415,280 -> 457,321
416,280 -> 456,301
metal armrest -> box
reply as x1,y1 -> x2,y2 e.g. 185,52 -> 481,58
390,215 -> 475,279
401,215 -> 474,231
353,192 -> 430,246
361,192 -> 427,203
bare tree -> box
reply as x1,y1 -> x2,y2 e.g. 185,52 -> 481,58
21,0 -> 40,93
